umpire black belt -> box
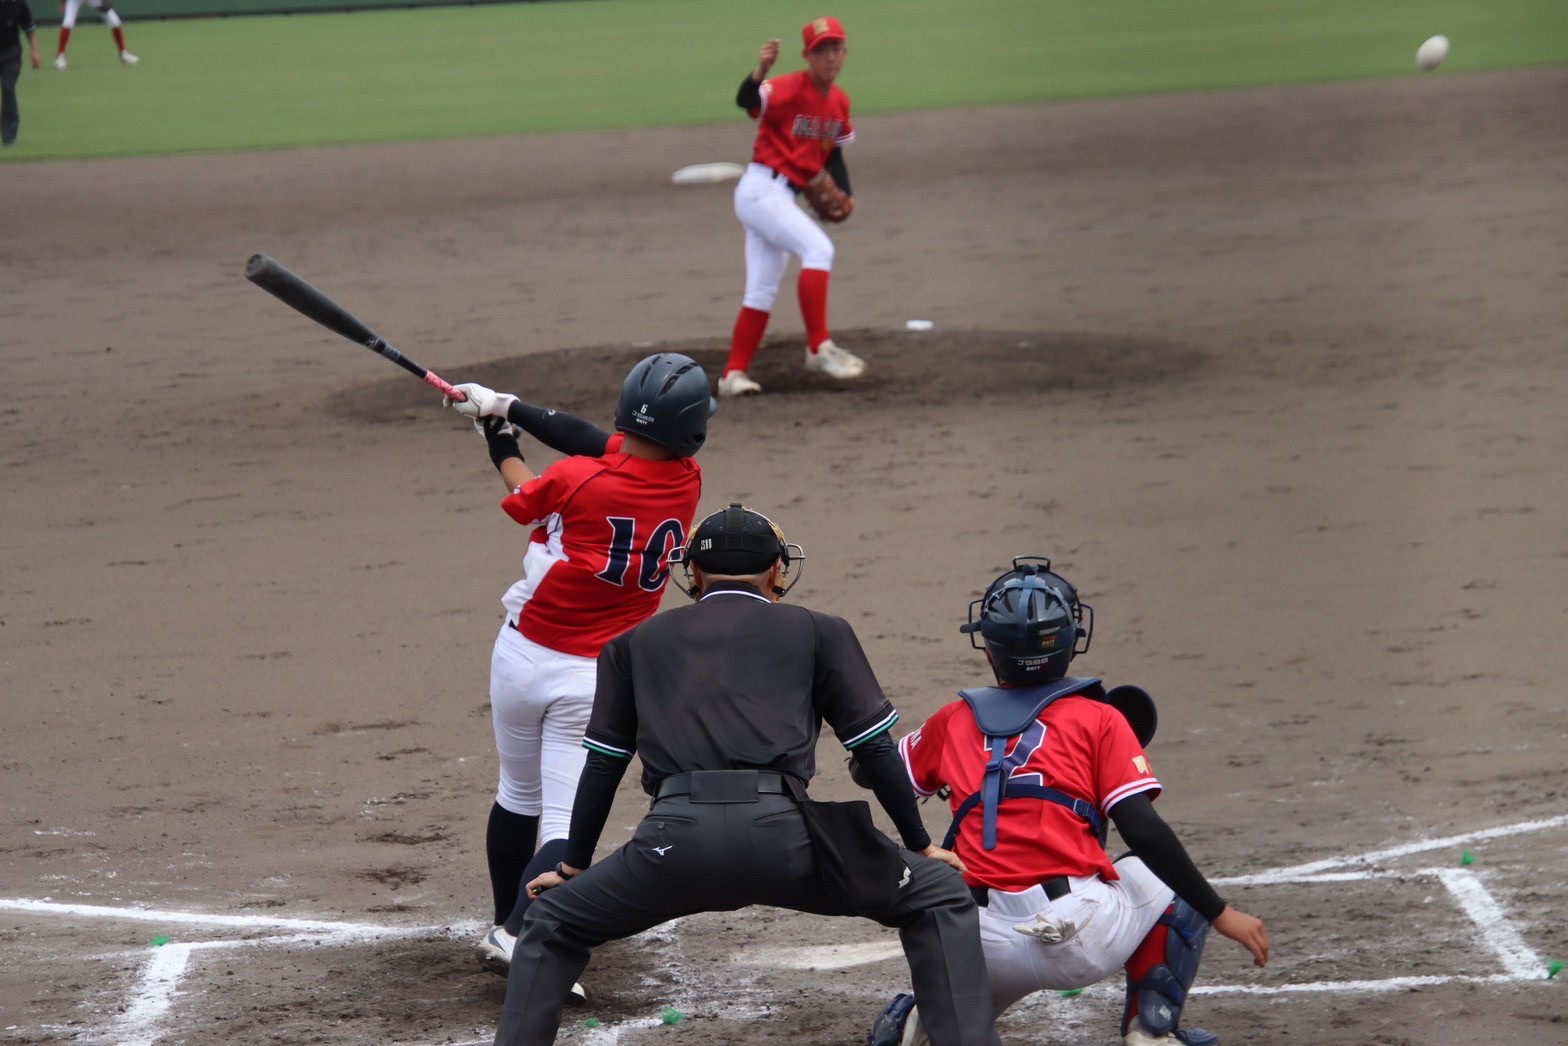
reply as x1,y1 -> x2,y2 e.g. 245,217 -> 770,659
655,770 -> 792,803
970,875 -> 1071,907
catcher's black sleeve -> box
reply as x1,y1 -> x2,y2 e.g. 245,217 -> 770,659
737,73 -> 763,110
849,732 -> 932,852
562,750 -> 629,871
823,147 -> 851,196
504,400 -> 612,458
1109,793 -> 1226,922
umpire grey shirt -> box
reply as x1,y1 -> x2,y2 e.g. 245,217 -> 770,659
584,582 -> 899,793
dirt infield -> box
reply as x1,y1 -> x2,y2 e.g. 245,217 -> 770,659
3,67 -> 1566,1044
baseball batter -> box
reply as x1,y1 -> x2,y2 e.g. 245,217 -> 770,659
871,558 -> 1269,1046
444,354 -> 713,998
52,0 -> 135,69
718,16 -> 864,398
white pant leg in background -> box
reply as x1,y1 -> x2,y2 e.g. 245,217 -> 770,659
734,163 -> 835,312
488,625 -> 597,842
978,858 -> 1175,1017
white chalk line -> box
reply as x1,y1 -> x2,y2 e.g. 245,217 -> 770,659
6,813 -> 1565,1044
1210,812 -> 1568,886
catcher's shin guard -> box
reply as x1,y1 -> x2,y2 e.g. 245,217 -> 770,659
866,992 -> 917,1046
1122,898 -> 1211,1038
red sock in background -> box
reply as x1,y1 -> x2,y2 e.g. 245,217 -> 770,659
56,27 -> 71,55
112,26 -> 126,51
1120,903 -> 1174,1034
798,268 -> 830,352
723,307 -> 771,375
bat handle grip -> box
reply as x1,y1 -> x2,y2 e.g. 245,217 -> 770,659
424,372 -> 467,402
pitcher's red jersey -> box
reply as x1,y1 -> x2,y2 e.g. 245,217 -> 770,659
748,69 -> 855,188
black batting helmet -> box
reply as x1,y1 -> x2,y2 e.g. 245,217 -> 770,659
614,353 -> 717,457
669,502 -> 806,599
960,556 -> 1093,685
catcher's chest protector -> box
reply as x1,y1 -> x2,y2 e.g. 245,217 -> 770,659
942,677 -> 1107,851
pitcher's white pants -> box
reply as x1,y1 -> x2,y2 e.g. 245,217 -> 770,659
734,162 -> 835,313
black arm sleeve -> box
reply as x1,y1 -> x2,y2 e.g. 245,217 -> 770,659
504,400 -> 612,458
562,749 -> 630,870
486,429 -> 522,472
737,73 -> 762,110
849,732 -> 931,852
1109,793 -> 1226,921
823,147 -> 851,196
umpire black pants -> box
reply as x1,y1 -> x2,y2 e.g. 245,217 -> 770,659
1,43 -> 21,146
494,792 -> 1000,1045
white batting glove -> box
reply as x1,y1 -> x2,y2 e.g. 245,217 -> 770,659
444,382 -> 518,420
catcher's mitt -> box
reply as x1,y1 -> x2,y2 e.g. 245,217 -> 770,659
804,171 -> 854,223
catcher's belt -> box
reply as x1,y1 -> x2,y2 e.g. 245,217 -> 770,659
969,875 -> 1072,907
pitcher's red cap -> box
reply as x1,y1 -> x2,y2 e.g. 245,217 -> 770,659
803,16 -> 846,50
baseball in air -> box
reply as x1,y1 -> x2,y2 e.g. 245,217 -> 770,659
1416,35 -> 1450,71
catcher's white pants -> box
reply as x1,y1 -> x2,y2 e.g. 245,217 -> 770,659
60,0 -> 121,29
979,857 -> 1175,1016
734,163 -> 834,313
488,624 -> 595,842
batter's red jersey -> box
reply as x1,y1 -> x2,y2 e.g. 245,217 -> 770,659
498,433 -> 702,658
899,693 -> 1161,890
748,70 -> 855,188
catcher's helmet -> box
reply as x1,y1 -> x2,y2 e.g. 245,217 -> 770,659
669,502 -> 806,598
614,353 -> 717,457
961,556 -> 1093,685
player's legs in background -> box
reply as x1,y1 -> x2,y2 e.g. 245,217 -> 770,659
95,0 -> 136,63
55,0 -> 87,68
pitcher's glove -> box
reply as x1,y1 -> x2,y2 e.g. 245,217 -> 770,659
804,171 -> 854,223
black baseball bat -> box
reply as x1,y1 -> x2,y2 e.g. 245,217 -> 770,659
244,253 -> 465,401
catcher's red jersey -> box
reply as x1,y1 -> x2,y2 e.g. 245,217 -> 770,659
499,433 -> 702,658
899,694 -> 1161,890
749,70 -> 854,188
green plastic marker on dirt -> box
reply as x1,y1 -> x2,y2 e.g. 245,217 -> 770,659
1460,850 -> 1474,865
582,1017 -> 603,1029
1548,959 -> 1564,979
1057,988 -> 1084,997
660,1006 -> 686,1024
148,935 -> 170,947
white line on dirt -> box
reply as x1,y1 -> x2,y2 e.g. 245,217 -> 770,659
0,896 -> 455,936
1210,813 -> 1568,886
1433,866 -> 1543,977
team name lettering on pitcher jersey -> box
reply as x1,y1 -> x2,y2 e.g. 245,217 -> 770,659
749,70 -> 855,188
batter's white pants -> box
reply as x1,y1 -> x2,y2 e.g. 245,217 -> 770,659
734,162 -> 835,313
489,624 -> 596,842
60,0 -> 121,30
979,856 -> 1175,1016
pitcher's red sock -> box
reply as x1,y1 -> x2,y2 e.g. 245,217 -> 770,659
723,307 -> 771,375
798,269 -> 831,352
56,27 -> 71,56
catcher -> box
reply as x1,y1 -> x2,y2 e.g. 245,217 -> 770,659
868,558 -> 1269,1046
717,16 -> 865,399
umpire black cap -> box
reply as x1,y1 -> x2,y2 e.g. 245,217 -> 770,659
686,503 -> 790,575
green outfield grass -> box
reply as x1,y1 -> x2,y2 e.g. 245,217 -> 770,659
6,0 -> 1566,161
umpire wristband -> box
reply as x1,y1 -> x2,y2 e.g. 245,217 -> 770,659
487,433 -> 523,471
554,861 -> 579,880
